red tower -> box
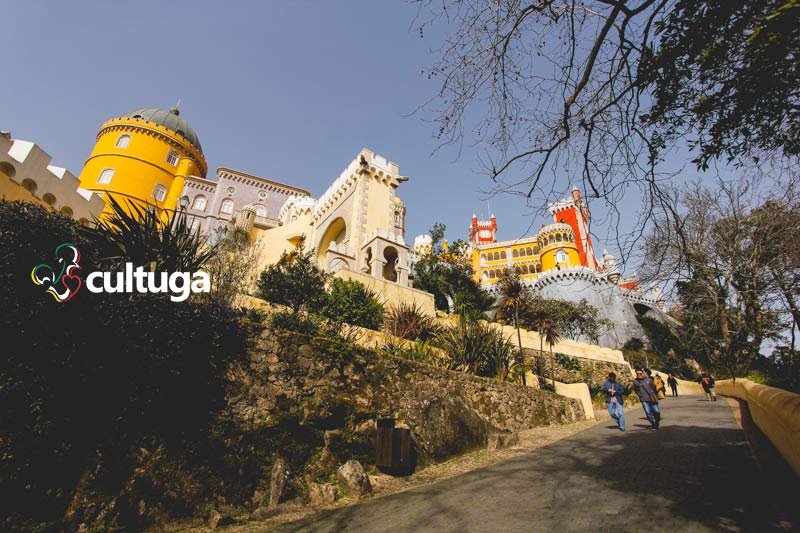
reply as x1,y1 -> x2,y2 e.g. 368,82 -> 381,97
469,213 -> 497,244
548,187 -> 599,270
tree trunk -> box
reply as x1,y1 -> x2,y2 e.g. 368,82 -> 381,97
514,304 -> 525,385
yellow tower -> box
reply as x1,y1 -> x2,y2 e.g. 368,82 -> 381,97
538,223 -> 581,272
78,107 -> 207,219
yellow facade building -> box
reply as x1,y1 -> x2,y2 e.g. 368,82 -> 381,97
472,223 -> 582,287
78,107 -> 207,219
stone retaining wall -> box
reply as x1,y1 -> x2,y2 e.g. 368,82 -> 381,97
230,328 -> 584,465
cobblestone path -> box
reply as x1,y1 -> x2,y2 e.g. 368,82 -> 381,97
276,396 -> 797,532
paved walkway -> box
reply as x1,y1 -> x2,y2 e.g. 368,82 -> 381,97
276,396 -> 797,532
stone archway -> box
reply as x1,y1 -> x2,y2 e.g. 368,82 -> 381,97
317,217 -> 347,260
383,246 -> 398,282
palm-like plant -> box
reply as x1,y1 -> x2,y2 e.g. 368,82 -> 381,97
87,195 -> 216,273
540,318 -> 562,388
496,269 -> 530,384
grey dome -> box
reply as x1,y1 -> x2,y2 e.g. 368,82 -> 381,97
124,107 -> 203,153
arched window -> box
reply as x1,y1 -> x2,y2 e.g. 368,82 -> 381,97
533,246 -> 540,255
254,204 -> 267,218
97,168 -> 114,184
500,250 -> 507,259
489,270 -> 496,279
152,184 -> 168,202
220,198 -> 234,215
556,234 -> 562,242
512,249 -> 519,258
116,134 -> 131,148
166,150 -> 179,166
192,195 -> 207,211
42,193 -> 56,206
60,206 -> 74,218
493,252 -> 500,261
556,249 -> 568,263
536,264 -> 542,273
526,247 -> 532,256
21,178 -> 37,193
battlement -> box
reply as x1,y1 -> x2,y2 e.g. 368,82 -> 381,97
0,133 -> 105,223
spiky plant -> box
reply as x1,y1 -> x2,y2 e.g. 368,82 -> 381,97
384,302 -> 440,341
86,195 -> 216,273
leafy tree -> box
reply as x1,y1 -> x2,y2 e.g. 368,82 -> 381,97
257,244 -> 327,315
321,277 -> 384,331
643,178 -> 785,380
415,0 -> 799,226
204,227 -> 262,307
412,223 -> 492,313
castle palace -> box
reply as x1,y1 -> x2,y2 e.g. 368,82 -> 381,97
458,188 -> 667,348
1,106 -> 435,313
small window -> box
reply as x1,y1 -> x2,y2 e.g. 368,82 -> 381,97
152,184 -> 168,202
42,193 -> 56,206
258,190 -> 268,199
556,249 -> 568,263
166,151 -> 179,166
21,178 -> 37,193
220,198 -> 234,214
116,134 -> 131,148
60,206 -> 74,218
512,249 -> 519,258
254,204 -> 267,218
192,195 -> 207,211
97,168 -> 114,184
500,250 -> 507,259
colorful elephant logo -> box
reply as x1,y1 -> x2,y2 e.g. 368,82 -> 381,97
31,243 -> 82,302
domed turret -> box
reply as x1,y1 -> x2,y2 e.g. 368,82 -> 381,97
78,106 -> 207,220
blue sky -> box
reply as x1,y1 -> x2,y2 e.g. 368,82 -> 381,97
2,1 -> 692,273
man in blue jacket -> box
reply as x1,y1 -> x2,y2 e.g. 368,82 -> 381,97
602,372 -> 625,431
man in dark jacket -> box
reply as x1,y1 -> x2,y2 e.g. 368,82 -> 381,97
667,374 -> 679,397
602,372 -> 625,431
631,368 -> 661,429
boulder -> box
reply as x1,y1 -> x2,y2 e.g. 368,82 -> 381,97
487,431 -> 519,450
308,482 -> 339,506
269,457 -> 290,508
207,509 -> 234,529
336,460 -> 372,496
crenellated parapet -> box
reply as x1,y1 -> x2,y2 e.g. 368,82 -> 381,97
279,195 -> 316,223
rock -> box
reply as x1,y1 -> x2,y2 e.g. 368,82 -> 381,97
269,457 -> 290,509
250,506 -> 278,521
337,460 -> 372,496
308,482 -> 338,506
207,509 -> 234,529
487,431 -> 519,450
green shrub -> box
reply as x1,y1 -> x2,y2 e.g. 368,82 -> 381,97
0,201 -> 249,532
257,245 -> 327,314
269,310 -> 320,336
321,277 -> 384,331
554,353 -> 581,371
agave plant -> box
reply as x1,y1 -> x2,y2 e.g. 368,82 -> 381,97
384,302 -> 440,341
85,195 -> 216,273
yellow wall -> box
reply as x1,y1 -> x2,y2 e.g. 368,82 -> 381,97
716,379 -> 800,477
335,269 -> 436,317
540,240 -> 580,271
0,172 -> 48,207
78,117 -> 206,219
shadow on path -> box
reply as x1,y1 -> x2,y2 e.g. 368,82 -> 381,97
274,396 -> 797,532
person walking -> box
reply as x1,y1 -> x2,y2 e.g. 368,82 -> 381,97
667,374 -> 678,397
699,372 -> 717,401
632,368 -> 661,429
602,372 -> 625,431
653,373 -> 667,400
